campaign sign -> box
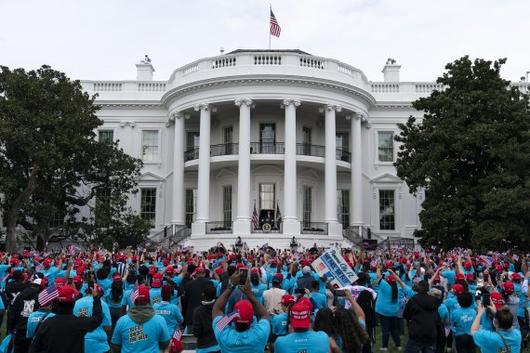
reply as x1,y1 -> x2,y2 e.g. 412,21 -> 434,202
312,249 -> 358,288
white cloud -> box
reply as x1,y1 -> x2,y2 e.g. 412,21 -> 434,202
0,0 -> 528,82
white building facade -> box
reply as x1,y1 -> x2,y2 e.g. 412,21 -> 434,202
80,50 -> 438,250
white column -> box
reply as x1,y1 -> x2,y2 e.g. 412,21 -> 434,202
192,103 -> 211,235
282,99 -> 301,235
233,97 -> 252,235
349,114 -> 363,230
171,112 -> 185,225
324,104 -> 342,236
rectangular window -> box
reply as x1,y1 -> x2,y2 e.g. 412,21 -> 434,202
379,189 -> 395,230
378,131 -> 394,162
223,126 -> 235,154
336,132 -> 349,151
98,130 -> 114,144
140,188 -> 157,226
186,132 -> 200,150
259,183 -> 275,210
259,123 -> 276,153
185,189 -> 197,228
95,187 -> 111,227
302,127 -> 312,155
142,130 -> 160,162
337,189 -> 350,228
303,186 -> 312,227
223,186 -> 232,227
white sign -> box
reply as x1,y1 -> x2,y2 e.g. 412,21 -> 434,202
312,249 -> 358,288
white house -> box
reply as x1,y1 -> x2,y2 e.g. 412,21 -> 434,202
78,49 -> 440,251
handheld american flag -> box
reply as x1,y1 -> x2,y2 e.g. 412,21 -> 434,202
129,286 -> 139,304
215,311 -> 240,332
270,9 -> 281,37
38,284 -> 59,306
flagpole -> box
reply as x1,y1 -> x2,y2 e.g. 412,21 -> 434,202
268,4 -> 272,49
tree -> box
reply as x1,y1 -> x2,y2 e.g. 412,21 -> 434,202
395,56 -> 530,250
0,65 -> 143,251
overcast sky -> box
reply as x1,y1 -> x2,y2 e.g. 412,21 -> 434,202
1,0 -> 529,83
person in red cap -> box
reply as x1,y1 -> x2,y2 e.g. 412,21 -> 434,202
275,297 -> 330,353
149,273 -> 164,305
111,284 -> 170,353
263,273 -> 287,315
270,294 -> 295,340
212,271 -> 270,353
30,285 -> 103,353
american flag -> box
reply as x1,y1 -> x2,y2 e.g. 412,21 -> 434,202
251,202 -> 259,230
275,201 -> 282,226
172,328 -> 182,340
270,9 -> 281,37
129,286 -> 139,304
215,311 -> 240,332
38,284 -> 59,306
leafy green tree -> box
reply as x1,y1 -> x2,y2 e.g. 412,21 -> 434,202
0,65 -> 143,251
395,57 -> 530,250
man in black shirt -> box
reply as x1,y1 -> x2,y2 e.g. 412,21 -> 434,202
9,278 -> 41,353
29,285 -> 103,353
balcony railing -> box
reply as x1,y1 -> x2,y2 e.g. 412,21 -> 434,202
184,148 -> 199,162
185,143 -> 351,163
206,221 -> 232,234
336,149 -> 351,162
301,222 -> 329,235
296,143 -> 325,157
251,222 -> 282,233
250,142 -> 285,154
210,143 -> 239,157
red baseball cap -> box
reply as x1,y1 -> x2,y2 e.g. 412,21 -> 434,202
151,273 -> 163,288
214,267 -> 224,276
289,298 -> 313,329
135,285 -> 150,304
250,268 -> 260,274
233,300 -> 254,325
490,291 -> 505,310
73,275 -> 83,285
112,274 -> 122,282
281,294 -> 295,306
149,266 -> 157,275
456,273 -> 465,281
464,261 -> 472,270
386,274 -> 396,283
511,273 -> 521,281
452,284 -> 465,295
502,281 -> 514,295
465,273 -> 474,281
55,277 -> 66,288
165,266 -> 175,276
385,260 -> 394,268
57,286 -> 79,303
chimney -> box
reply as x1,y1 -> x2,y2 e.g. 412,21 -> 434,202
382,58 -> 401,82
136,55 -> 155,81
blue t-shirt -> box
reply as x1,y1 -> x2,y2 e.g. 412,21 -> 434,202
153,301 -> 183,334
375,279 -> 399,317
43,266 -> 59,284
111,313 -> 170,353
149,288 -> 162,305
73,296 -> 112,353
310,292 -> 327,311
212,315 -> 270,353
271,313 -> 289,336
251,283 -> 267,304
26,310 -> 55,338
122,289 -> 134,309
473,328 -> 521,353
275,330 -> 330,353
442,270 -> 456,285
451,307 -> 476,336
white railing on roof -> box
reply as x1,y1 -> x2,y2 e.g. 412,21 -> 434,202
212,56 -> 237,69
299,56 -> 324,69
415,83 -> 443,93
371,83 -> 399,93
93,82 -> 122,92
182,63 -> 199,75
254,54 -> 282,65
138,82 -> 166,92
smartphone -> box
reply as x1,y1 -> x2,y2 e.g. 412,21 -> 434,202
239,268 -> 248,285
482,292 -> 491,306
334,289 -> 346,296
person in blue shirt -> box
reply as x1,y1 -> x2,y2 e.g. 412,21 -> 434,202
73,284 -> 113,353
250,269 -> 267,304
308,280 -> 327,311
153,285 -> 183,335
471,301 -> 522,353
95,268 -> 112,301
111,284 -> 170,353
451,291 -> 477,353
212,271 -> 270,353
107,277 -> 125,331
149,273 -> 163,305
26,304 -> 55,340
271,295 -> 294,339
275,297 -> 330,353
375,267 -> 403,350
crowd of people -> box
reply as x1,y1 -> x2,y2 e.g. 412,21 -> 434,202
0,243 -> 527,353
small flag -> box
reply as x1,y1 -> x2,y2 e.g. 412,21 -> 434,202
38,284 -> 59,306
251,202 -> 259,230
129,286 -> 139,304
215,311 -> 240,332
172,328 -> 183,340
275,201 -> 282,226
270,8 -> 281,37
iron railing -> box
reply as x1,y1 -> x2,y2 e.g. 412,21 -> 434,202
336,148 -> 351,162
250,142 -> 285,154
184,148 -> 199,161
301,222 -> 328,235
210,143 -> 238,157
206,221 -> 232,234
296,143 -> 325,157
